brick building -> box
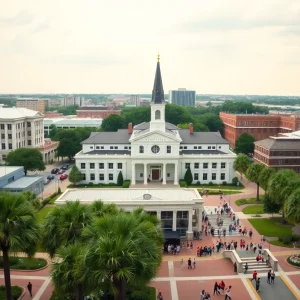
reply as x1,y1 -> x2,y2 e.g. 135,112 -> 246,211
76,106 -> 121,118
219,112 -> 300,147
254,137 -> 300,173
16,98 -> 48,113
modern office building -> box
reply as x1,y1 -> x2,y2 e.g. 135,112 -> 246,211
169,89 -> 196,106
220,112 -> 300,147
75,57 -> 236,186
63,95 -> 85,107
0,107 -> 44,162
16,98 -> 48,113
0,166 -> 43,194
129,95 -> 141,106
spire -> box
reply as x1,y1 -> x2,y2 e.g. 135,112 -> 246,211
151,55 -> 164,104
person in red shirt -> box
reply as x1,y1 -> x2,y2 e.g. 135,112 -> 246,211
251,270 -> 258,282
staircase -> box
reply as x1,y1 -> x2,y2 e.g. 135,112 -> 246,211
206,213 -> 241,237
240,257 -> 272,274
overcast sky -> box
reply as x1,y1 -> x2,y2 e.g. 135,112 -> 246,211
1,0 -> 300,95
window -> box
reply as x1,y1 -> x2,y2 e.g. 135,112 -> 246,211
194,173 -> 199,180
90,146 -> 93,149
203,163 -> 208,169
90,174 -> 95,180
184,146 -> 187,149
82,174 -> 86,180
27,122 -> 31,127
114,146 -> 118,149
219,146 -> 221,149
155,110 -> 161,120
194,146 -> 197,149
203,173 -> 207,180
221,162 -> 226,168
81,163 -> 86,169
167,146 -> 171,153
0,124 -> 4,130
8,134 -> 12,139
7,124 -> 12,130
198,146 -> 202,149
28,140 -> 31,145
109,174 -> 113,181
118,163 -> 122,169
99,163 -> 104,169
221,173 -> 225,180
212,173 -> 216,180
167,173 -> 170,177
129,146 -> 131,149
212,163 -> 217,169
194,163 -> 199,169
185,163 -> 190,169
212,146 -> 216,149
90,163 -> 95,169
1,143 -> 5,149
110,146 -> 113,149
108,163 -> 113,169
139,145 -> 144,153
180,146 -> 183,149
101,146 -> 104,149
208,146 -> 211,149
99,174 -> 104,181
124,146 -> 128,149
96,146 -> 100,149
140,173 -> 143,177
1,134 -> 4,139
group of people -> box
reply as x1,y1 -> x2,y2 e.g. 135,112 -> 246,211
250,270 -> 275,292
197,245 -> 213,256
166,244 -> 180,254
213,281 -> 232,299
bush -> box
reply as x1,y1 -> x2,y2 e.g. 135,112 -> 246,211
208,181 -> 213,185
179,180 -> 187,187
58,187 -> 61,194
123,180 -> 131,188
0,257 -> 47,270
0,285 -> 23,300
196,181 -> 200,185
88,182 -> 94,186
184,167 -> 193,185
117,171 -> 124,186
40,191 -> 59,208
222,181 -> 227,186
232,177 -> 239,185
279,234 -> 300,245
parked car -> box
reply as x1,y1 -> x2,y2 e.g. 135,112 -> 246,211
47,175 -> 55,180
61,164 -> 70,170
58,169 -> 65,175
43,178 -> 50,185
51,168 -> 59,174
60,173 -> 68,180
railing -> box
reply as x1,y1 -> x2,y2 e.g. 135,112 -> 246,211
223,250 -> 243,273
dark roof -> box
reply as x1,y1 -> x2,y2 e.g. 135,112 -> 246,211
255,138 -> 300,150
178,130 -> 229,144
134,122 -> 178,131
81,129 -> 130,144
86,150 -> 131,155
152,61 -> 165,104
164,230 -> 180,240
180,150 -> 226,155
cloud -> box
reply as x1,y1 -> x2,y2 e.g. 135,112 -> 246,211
0,10 -> 35,26
32,19 -> 51,33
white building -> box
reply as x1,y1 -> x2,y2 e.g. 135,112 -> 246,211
75,58 -> 236,186
63,95 -> 85,107
0,107 -> 44,161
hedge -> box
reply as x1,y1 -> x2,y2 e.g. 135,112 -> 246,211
123,180 -> 131,188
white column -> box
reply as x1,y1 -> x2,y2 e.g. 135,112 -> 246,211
131,163 -> 136,185
157,210 -> 161,219
186,209 -> 193,240
172,211 -> 177,231
162,163 -> 166,184
197,208 -> 202,232
144,163 -> 147,185
174,163 -> 178,185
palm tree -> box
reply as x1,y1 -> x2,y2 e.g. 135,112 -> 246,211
233,154 -> 251,179
0,193 -> 40,300
285,188 -> 300,224
258,167 -> 275,191
246,164 -> 264,202
83,211 -> 163,300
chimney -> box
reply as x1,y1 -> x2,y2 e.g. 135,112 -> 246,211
189,123 -> 193,134
128,123 -> 133,134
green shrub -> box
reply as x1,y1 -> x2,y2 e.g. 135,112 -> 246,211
279,234 -> 300,245
123,180 -> 131,188
179,180 -> 187,187
184,167 -> 193,185
222,181 -> 227,186
58,187 -> 61,194
0,257 -> 47,270
117,171 -> 124,186
208,181 -> 213,185
196,181 -> 200,185
232,177 -> 239,185
287,255 -> 300,267
88,182 -> 94,186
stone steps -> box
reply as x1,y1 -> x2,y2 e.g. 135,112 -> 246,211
206,214 -> 241,236
241,257 -> 272,274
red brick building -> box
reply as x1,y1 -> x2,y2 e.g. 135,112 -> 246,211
76,106 -> 121,119
219,112 -> 300,147
254,137 -> 300,173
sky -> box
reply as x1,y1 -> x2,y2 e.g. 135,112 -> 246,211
1,0 -> 300,95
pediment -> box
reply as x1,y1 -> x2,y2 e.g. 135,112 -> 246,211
130,130 -> 181,143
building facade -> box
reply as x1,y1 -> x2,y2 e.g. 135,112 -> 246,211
76,106 -> 121,118
129,94 -> 141,106
220,112 -> 300,147
254,137 -> 300,173
75,58 -> 236,185
16,98 -> 48,113
38,139 -> 59,164
63,95 -> 85,107
169,88 -> 196,106
0,107 -> 44,161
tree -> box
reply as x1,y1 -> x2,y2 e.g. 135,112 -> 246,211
6,148 -> 45,176
233,154 -> 251,178
101,114 -> 125,132
234,133 -> 255,154
258,167 -> 275,191
246,164 -> 264,202
184,167 -> 193,185
117,171 -> 124,186
263,194 -> 281,215
49,124 -> 58,140
194,113 -> 223,132
55,130 -> 81,160
165,104 -> 192,125
177,123 -> 209,132
69,165 -> 82,185
0,193 -> 40,300
82,211 -> 163,300
285,188 -> 300,224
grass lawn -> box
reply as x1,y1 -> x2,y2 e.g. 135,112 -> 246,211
0,257 -> 47,270
0,285 -> 22,300
190,184 -> 244,190
37,206 -> 55,224
270,240 -> 300,248
48,194 -> 61,204
235,196 -> 265,206
198,189 -> 241,195
248,218 -> 293,237
242,205 -> 264,214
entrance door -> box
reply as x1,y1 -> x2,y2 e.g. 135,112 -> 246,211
152,169 -> 160,180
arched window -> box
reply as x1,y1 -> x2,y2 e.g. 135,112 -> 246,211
155,110 -> 161,120
139,145 -> 144,153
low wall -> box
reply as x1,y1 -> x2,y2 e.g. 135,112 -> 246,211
223,250 -> 243,273
263,248 -> 278,271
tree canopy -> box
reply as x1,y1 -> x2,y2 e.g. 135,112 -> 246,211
233,154 -> 251,178
285,188 -> 300,224
69,165 -> 83,185
101,114 -> 125,132
5,148 -> 45,176
246,164 -> 264,201
258,167 -> 275,191
234,133 -> 255,154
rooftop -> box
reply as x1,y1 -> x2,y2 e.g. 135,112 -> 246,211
0,107 -> 43,120
2,176 -> 43,189
44,118 -> 102,126
0,166 -> 23,177
255,137 -> 300,150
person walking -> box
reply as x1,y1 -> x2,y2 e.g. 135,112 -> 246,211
251,271 -> 257,282
193,258 -> 196,269
224,285 -> 232,300
256,278 -> 260,292
267,270 -> 271,284
157,291 -> 163,300
244,263 -> 248,274
27,282 -> 33,297
213,282 -> 219,295
188,258 -> 192,269
180,259 -> 184,269
270,270 -> 275,284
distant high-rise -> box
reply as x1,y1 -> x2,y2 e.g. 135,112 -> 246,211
63,95 -> 85,107
129,94 -> 141,106
169,89 -> 196,106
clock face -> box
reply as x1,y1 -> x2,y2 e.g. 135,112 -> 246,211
151,145 -> 160,154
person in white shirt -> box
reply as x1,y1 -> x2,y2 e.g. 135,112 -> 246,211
224,285 -> 232,300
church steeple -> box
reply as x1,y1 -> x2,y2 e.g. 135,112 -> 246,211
151,54 -> 165,104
